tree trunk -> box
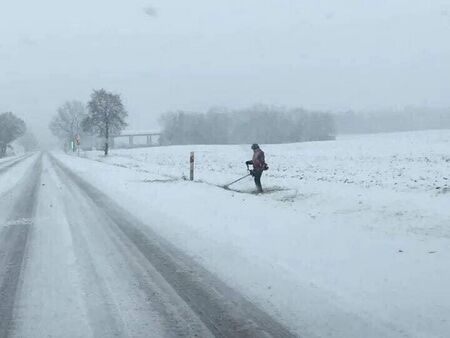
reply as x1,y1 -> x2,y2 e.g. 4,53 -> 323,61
0,143 -> 6,158
104,124 -> 109,156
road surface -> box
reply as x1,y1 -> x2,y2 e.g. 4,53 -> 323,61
0,153 -> 296,338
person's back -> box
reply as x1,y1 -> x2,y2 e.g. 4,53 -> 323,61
252,148 -> 265,172
246,144 -> 266,193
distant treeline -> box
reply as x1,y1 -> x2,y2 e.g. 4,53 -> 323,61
334,107 -> 450,134
159,106 -> 336,145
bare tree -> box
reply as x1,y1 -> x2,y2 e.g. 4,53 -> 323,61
0,112 -> 26,158
159,105 -> 335,145
49,100 -> 86,151
82,89 -> 128,156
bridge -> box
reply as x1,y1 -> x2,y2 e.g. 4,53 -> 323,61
110,130 -> 161,149
80,130 -> 162,151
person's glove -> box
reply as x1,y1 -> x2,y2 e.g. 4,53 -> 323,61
249,169 -> 255,176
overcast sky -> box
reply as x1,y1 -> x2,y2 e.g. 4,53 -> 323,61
0,0 -> 449,144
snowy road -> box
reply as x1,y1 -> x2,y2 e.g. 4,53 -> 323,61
0,153 -> 296,338
0,154 -> 33,175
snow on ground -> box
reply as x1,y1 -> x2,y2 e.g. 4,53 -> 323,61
0,154 -> 37,200
0,154 -> 38,226
0,154 -> 21,165
56,129 -> 450,337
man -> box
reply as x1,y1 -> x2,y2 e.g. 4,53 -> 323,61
246,144 -> 267,193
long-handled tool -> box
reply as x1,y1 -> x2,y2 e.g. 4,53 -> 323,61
223,173 -> 252,189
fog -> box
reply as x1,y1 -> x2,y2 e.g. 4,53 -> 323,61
0,0 -> 449,147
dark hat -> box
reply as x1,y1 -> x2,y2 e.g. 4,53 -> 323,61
251,144 -> 259,150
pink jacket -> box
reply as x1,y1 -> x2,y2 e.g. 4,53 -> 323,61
252,149 -> 266,171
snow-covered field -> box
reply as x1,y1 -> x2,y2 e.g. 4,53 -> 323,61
57,129 -> 450,337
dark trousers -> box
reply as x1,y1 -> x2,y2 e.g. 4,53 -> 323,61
254,171 -> 263,193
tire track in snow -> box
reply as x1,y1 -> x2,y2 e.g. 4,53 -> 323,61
0,154 -> 34,176
52,164 -> 211,337
0,154 -> 42,337
49,154 -> 297,338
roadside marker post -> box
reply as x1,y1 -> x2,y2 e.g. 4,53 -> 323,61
190,152 -> 195,181
75,134 -> 81,157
